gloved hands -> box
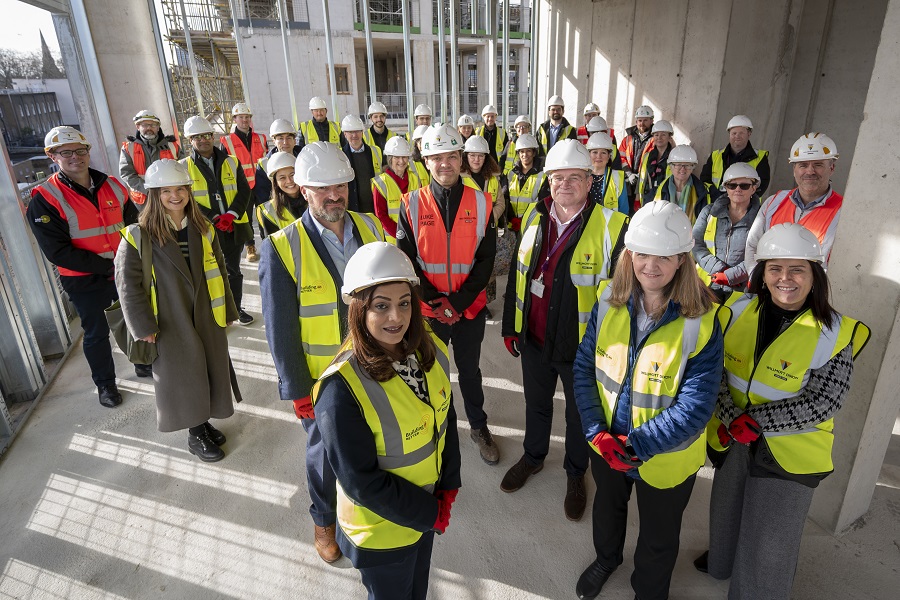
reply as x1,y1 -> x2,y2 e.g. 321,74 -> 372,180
626,172 -> 639,186
712,272 -> 730,286
509,217 -> 522,232
591,432 -> 642,472
503,336 -> 520,358
430,296 -> 461,325
213,213 -> 236,233
433,488 -> 459,534
292,396 -> 314,420
717,423 -> 733,449
729,413 -> 761,444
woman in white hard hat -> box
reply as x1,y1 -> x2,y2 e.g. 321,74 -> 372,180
691,162 -> 761,302
695,223 -> 869,599
371,137 -> 423,242
410,125 -> 431,186
586,132 -> 628,214
644,144 -> 713,222
255,151 -> 307,237
312,242 -> 461,600
115,159 -> 241,463
457,114 -> 475,142
636,120 -> 677,202
572,201 -> 727,600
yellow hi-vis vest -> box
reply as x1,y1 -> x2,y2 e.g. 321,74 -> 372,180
256,200 -> 301,233
474,125 -> 508,159
593,282 -> 731,488
706,294 -> 870,474
508,171 -> 546,221
461,174 -> 500,197
362,126 -> 396,149
356,143 -> 384,175
311,332 -> 452,551
371,168 -> 424,243
696,216 -> 717,285
412,160 -> 431,186
299,119 -> 342,144
596,168 -> 627,212
181,155 -> 249,224
537,124 -> 575,154
637,151 -> 672,199
504,140 -> 517,174
710,148 -> 769,189
514,204 -> 628,340
120,223 -> 228,327
268,212 -> 384,378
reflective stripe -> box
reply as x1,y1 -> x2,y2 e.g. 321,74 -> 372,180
39,181 -> 125,240
766,427 -> 823,438
670,431 -> 702,452
302,342 -> 343,355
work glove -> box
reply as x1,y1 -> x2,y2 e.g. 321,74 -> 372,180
292,396 -> 314,420
430,297 -> 461,325
509,217 -> 522,232
433,488 -> 459,534
626,172 -> 639,186
503,336 -> 520,358
729,413 -> 762,444
717,423 -> 733,449
591,432 -> 640,472
213,213 -> 236,233
712,272 -> 730,286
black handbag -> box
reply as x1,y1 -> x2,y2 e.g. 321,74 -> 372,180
105,228 -> 158,365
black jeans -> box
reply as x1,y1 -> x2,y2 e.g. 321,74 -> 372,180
357,532 -> 435,600
67,280 -> 118,387
218,232 -> 244,310
520,336 -> 589,477
428,309 -> 488,429
590,454 -> 696,600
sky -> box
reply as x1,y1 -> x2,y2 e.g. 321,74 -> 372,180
3,0 -> 60,53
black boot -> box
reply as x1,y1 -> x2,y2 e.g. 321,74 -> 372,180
134,364 -> 153,378
188,429 -> 225,462
204,422 -> 226,446
97,384 -> 122,408
576,560 -> 615,600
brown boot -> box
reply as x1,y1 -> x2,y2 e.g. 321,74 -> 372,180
470,425 -> 500,465
500,455 -> 543,492
246,243 -> 259,263
564,475 -> 587,521
314,524 -> 341,563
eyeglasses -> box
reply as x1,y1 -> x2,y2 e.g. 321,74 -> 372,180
53,148 -> 89,158
191,133 -> 214,141
725,182 -> 754,190
669,164 -> 693,171
549,174 -> 587,185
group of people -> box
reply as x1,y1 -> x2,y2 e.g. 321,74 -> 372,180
24,91 -> 868,600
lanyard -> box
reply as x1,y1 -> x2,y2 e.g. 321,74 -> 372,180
537,214 -> 581,280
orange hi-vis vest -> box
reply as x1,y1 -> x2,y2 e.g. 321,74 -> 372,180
620,134 -> 654,171
33,173 -> 127,277
121,139 -> 180,204
404,184 -> 491,320
768,188 -> 843,243
220,130 -> 267,188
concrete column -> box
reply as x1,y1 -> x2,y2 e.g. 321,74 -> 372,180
808,0 -> 900,535
412,39 -> 436,103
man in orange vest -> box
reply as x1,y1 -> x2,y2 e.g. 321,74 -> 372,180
28,126 -> 142,408
396,124 -> 500,466
619,105 -> 655,201
220,102 -> 268,262
119,109 -> 181,206
744,133 -> 842,270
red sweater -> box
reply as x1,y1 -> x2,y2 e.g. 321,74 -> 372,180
373,168 -> 409,238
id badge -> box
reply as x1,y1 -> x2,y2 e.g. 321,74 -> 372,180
530,278 -> 545,298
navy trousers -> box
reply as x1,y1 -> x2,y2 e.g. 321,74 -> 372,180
68,280 -> 118,387
357,532 -> 435,600
429,309 -> 488,429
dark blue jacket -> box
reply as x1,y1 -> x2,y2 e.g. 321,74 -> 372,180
253,145 -> 301,207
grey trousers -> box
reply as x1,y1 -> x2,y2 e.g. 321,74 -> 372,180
707,443 -> 815,600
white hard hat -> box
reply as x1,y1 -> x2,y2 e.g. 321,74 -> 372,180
341,242 -> 420,303
668,144 -> 698,165
183,115 -> 214,137
583,102 -> 600,115
231,102 -> 252,116
586,132 -> 614,151
756,223 -> 824,263
266,151 -> 296,178
547,95 -> 565,108
514,115 -> 532,126
269,118 -> 295,137
587,116 -> 608,133
309,96 -> 328,110
635,105 -> 654,119
464,136 -> 490,154
144,159 -> 192,189
294,142 -> 354,187
651,120 -> 674,134
414,104 -> 433,117
133,110 -> 161,124
727,115 -> 753,131
789,132 -> 839,163
721,162 -> 760,189
44,126 -> 91,151
367,101 -> 388,116
384,136 -> 412,157
481,104 -> 498,116
625,201 -> 694,256
543,139 -> 592,172
412,125 -> 429,141
457,114 -> 475,127
341,114 -> 366,132
421,124 -> 464,157
515,133 -> 539,151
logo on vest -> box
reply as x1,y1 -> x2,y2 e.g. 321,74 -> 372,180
780,360 -> 791,370
420,212 -> 435,226
725,350 -> 744,365
574,253 -> 598,271
405,415 -> 431,441
651,362 -> 660,372
766,359 -> 799,382
35,215 -> 51,224
640,362 -> 672,383
300,280 -> 328,295
597,348 -> 612,360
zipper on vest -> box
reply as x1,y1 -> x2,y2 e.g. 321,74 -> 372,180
445,197 -> 453,292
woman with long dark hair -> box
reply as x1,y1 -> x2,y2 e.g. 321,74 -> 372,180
255,151 -> 306,236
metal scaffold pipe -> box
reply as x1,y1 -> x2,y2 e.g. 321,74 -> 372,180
450,0 -> 459,121
502,0 -> 510,129
436,0 -> 448,124
226,0 -> 252,113
147,0 -> 180,137
402,0 -> 415,133
177,0 -> 205,118
277,0 -> 299,128
362,0 -> 377,110
530,0 -> 540,124
321,0 -> 340,120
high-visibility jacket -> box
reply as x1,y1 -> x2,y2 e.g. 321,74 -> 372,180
593,282 -> 730,488
508,170 -> 545,223
537,123 -> 576,155
220,130 -> 267,189
352,143 -> 384,175
697,216 -> 717,285
619,132 -> 654,172
268,212 -> 383,378
299,119 -> 342,144
182,155 -> 249,225
121,139 -> 180,204
503,140 -> 517,175
594,167 -> 627,212
412,160 -> 431,186
371,168 -> 423,243
461,174 -> 500,198
32,173 -> 128,277
362,126 -> 396,150
120,223 -> 227,327
256,199 -> 302,233
707,295 -> 869,475
404,184 -> 491,320
766,189 -> 843,257
651,175 -> 711,223
474,125 -> 508,160
709,148 -> 769,189
637,148 -> 672,199
514,203 -> 627,340
312,332 -> 452,551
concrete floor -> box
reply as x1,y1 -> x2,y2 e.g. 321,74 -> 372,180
1,264 -> 898,599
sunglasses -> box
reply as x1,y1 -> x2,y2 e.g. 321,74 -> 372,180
725,182 -> 754,190
191,133 -> 214,141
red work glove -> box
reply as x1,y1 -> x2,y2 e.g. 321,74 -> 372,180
509,217 -> 522,232
433,489 -> 458,534
430,297 -> 461,325
292,396 -> 314,420
729,413 -> 761,444
503,336 -> 520,358
591,432 -> 637,472
712,272 -> 730,286
213,213 -> 236,233
717,423 -> 733,449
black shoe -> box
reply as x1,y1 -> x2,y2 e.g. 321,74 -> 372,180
500,455 -> 543,492
134,364 -> 152,378
237,310 -> 254,326
576,560 -> 615,600
564,475 -> 587,521
97,384 -> 122,408
188,430 -> 225,462
205,422 -> 226,446
693,550 -> 709,573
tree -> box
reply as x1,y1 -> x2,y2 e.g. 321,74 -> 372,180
0,49 -> 42,88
